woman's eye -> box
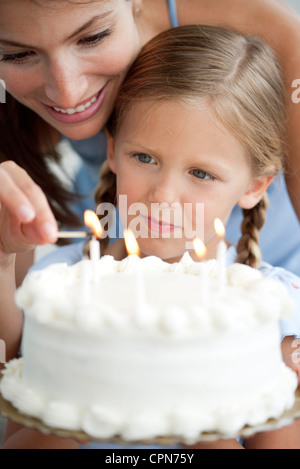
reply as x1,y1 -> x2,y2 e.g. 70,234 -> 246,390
79,29 -> 111,47
191,169 -> 215,180
134,153 -> 156,164
0,51 -> 35,64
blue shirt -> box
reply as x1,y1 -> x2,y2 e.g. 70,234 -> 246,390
168,0 -> 179,27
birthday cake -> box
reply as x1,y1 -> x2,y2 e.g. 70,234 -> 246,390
0,253 -> 298,443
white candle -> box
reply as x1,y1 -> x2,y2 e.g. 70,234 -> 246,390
193,238 -> 208,305
89,236 -> 100,281
84,210 -> 103,283
214,218 -> 227,293
216,239 -> 226,293
124,229 -> 145,316
81,259 -> 91,305
134,257 -> 145,315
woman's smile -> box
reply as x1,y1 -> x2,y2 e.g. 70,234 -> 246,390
43,83 -> 109,124
0,0 -> 142,139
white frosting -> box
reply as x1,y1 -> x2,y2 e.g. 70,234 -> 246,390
14,253 -> 295,336
1,253 -> 298,443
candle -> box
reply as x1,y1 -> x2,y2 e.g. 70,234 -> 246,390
124,229 -> 145,315
84,210 -> 103,282
214,218 -> 227,293
193,238 -> 208,305
90,235 -> 100,262
80,259 -> 91,305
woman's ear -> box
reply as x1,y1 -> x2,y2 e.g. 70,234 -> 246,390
106,131 -> 117,174
238,175 -> 275,209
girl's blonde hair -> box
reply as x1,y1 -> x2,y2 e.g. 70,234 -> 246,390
96,25 -> 286,267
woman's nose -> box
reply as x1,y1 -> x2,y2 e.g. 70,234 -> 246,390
43,54 -> 89,108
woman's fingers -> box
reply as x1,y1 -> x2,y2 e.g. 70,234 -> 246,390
16,171 -> 58,241
0,162 -> 35,221
0,161 -> 58,245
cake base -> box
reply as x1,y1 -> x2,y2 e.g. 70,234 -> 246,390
1,373 -> 299,446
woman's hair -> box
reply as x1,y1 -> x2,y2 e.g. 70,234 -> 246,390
95,24 -> 286,267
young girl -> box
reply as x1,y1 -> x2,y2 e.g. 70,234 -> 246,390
2,25 -> 300,449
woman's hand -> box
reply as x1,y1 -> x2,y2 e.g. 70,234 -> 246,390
0,161 -> 58,256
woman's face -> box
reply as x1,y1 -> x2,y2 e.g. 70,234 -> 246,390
0,0 -> 141,140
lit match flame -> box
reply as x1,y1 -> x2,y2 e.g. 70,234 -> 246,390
193,238 -> 207,260
84,210 -> 103,238
214,218 -> 225,238
124,228 -> 140,256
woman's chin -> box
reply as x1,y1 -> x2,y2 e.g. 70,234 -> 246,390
49,118 -> 104,141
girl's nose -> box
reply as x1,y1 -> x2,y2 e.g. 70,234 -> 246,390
43,54 -> 89,109
149,172 -> 180,206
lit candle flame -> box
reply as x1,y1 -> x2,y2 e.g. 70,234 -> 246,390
124,228 -> 140,256
84,210 -> 103,238
193,238 -> 207,259
214,218 -> 225,238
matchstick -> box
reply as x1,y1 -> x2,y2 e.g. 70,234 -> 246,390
57,231 -> 89,239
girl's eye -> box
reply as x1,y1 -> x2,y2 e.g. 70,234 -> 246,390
0,50 -> 35,64
133,153 -> 156,164
79,29 -> 111,47
191,169 -> 215,181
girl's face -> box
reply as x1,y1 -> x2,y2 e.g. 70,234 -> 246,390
0,0 -> 141,140
108,100 -> 272,262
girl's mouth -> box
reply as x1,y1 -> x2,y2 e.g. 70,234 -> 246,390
146,216 -> 178,235
43,83 -> 109,124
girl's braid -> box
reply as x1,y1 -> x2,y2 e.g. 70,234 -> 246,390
235,194 -> 269,269
91,160 -> 117,255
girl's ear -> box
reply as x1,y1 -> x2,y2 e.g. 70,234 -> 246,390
106,131 -> 117,174
237,175 -> 274,209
